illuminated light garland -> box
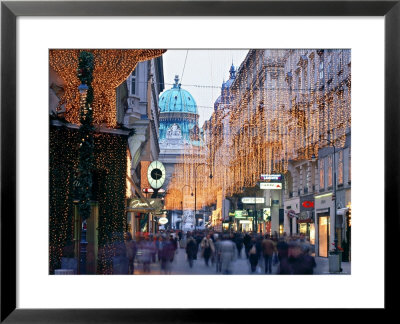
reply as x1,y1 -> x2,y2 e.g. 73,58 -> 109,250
49,49 -> 166,273
49,126 -> 128,274
49,49 -> 166,127
165,49 -> 351,212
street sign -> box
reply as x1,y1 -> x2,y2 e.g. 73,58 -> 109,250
260,174 -> 282,181
260,182 -> 282,190
241,197 -> 265,204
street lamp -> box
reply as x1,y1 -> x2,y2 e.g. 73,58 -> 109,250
311,135 -> 338,251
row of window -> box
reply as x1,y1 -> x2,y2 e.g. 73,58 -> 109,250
319,150 -> 351,190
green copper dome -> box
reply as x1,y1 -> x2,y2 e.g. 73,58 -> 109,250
159,75 -> 198,114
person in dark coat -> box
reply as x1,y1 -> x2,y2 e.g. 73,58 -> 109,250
234,233 -> 243,258
277,237 -> 289,263
278,241 -> 316,274
125,232 -> 137,275
248,237 -> 260,273
169,235 -> 178,262
243,232 -> 252,259
186,233 -> 198,268
159,237 -> 174,274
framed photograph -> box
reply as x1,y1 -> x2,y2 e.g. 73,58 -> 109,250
1,0 -> 397,322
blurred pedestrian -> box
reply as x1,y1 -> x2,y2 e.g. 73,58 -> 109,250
186,233 -> 197,268
234,233 -> 243,258
243,232 -> 252,259
248,237 -> 260,273
169,234 -> 178,261
125,232 -> 137,274
178,230 -> 183,242
219,234 -> 236,274
278,241 -> 316,274
200,234 -> 215,266
160,236 -> 175,274
262,234 -> 277,274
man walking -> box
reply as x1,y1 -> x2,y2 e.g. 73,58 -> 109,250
262,234 -> 276,274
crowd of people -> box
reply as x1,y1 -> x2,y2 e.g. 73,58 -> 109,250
112,229 -> 316,275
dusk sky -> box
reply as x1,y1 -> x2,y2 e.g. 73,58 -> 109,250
161,49 -> 249,126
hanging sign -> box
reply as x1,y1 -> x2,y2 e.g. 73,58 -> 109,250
302,201 -> 314,208
234,210 -> 248,219
127,198 -> 163,211
158,218 -> 168,225
287,210 -> 297,218
260,174 -> 282,181
260,182 -> 282,190
241,197 -> 265,204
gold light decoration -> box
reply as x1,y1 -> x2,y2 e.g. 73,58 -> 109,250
49,49 -> 166,127
165,49 -> 351,212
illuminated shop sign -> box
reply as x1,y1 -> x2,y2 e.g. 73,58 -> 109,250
127,198 -> 163,210
234,210 -> 248,219
260,174 -> 282,181
260,182 -> 282,190
239,220 -> 251,224
158,217 -> 168,225
241,197 -> 265,204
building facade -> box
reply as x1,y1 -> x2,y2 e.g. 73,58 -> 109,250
124,57 -> 165,237
158,76 -> 204,231
204,49 -> 351,243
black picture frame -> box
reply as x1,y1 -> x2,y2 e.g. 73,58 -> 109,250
1,0 -> 398,322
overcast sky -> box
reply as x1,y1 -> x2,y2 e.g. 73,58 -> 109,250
161,49 -> 249,127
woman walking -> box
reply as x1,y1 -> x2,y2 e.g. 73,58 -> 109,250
200,234 -> 215,266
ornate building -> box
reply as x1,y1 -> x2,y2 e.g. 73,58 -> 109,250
158,75 -> 203,230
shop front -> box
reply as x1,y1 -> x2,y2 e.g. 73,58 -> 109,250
232,210 -> 251,232
315,193 -> 335,258
239,219 -> 252,232
126,198 -> 163,236
298,194 -> 315,246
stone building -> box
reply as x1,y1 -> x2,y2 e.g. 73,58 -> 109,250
158,76 -> 204,230
123,57 -> 166,236
205,49 -> 351,244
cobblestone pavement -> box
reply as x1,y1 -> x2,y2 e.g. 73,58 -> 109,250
133,245 -> 351,275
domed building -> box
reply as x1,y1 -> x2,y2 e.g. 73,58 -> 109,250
158,75 -> 203,230
159,75 -> 202,148
159,75 -> 203,165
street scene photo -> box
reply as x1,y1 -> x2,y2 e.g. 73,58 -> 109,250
49,49 -> 351,275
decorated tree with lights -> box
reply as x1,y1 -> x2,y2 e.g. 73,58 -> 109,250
76,51 -> 95,222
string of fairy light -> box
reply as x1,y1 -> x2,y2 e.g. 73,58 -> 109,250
165,49 -> 351,218
49,49 -> 166,127
49,49 -> 166,274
